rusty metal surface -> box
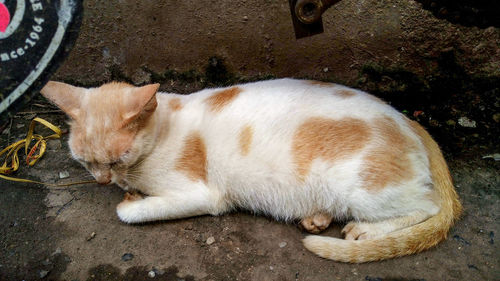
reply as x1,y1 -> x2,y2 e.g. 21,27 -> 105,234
294,0 -> 341,25
288,0 -> 324,39
289,0 -> 343,39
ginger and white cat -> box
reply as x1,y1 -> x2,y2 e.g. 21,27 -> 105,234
40,78 -> 462,262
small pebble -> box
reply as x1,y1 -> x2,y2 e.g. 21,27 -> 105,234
148,270 -> 156,278
154,268 -> 165,275
121,253 -> 134,261
52,247 -> 62,256
243,15 -> 248,21
323,67 -> 329,72
269,266 -> 274,271
279,241 -> 287,248
206,236 -> 215,245
59,171 -> 69,179
39,270 -> 49,278
482,153 -> 500,161
493,113 -> 500,123
458,117 -> 476,128
429,119 -> 440,127
87,232 -> 96,241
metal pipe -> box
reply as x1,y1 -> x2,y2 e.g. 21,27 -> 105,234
295,0 -> 341,24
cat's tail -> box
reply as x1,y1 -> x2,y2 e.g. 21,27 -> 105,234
302,121 -> 462,263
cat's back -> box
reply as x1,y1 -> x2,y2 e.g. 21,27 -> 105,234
158,79 -> 422,156
205,78 -> 394,119
176,78 -> 425,174
184,78 -> 406,132
164,79 -> 422,154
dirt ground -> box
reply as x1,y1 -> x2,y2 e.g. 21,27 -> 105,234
51,0 -> 499,86
0,88 -> 499,281
1,0 -> 499,279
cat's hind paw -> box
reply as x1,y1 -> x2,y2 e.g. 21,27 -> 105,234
300,213 -> 333,234
341,221 -> 384,240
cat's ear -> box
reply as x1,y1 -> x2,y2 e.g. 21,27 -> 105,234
40,81 -> 86,120
122,83 -> 160,125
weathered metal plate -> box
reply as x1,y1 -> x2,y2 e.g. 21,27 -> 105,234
289,0 -> 324,39
0,0 -> 82,119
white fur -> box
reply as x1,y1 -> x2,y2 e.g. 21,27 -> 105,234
111,79 -> 439,225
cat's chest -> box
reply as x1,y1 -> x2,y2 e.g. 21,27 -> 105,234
119,160 -> 169,195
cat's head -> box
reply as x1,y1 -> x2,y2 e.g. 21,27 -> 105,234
40,81 -> 160,185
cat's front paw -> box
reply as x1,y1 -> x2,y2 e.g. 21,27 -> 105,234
116,192 -> 144,223
123,191 -> 143,202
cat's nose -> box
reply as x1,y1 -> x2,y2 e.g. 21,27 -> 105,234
92,169 -> 111,185
93,170 -> 112,185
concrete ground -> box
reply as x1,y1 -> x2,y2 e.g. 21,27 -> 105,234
0,93 -> 498,281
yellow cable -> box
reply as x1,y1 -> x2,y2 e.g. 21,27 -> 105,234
0,117 -> 96,187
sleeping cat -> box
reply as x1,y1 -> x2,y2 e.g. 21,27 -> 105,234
40,78 -> 462,263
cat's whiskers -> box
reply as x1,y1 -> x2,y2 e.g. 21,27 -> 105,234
125,168 -> 143,179
127,155 -> 149,174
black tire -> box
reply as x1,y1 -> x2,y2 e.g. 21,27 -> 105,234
0,0 -> 83,124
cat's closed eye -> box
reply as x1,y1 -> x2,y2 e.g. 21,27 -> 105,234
118,150 -> 132,163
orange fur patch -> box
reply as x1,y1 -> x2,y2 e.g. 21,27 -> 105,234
306,80 -> 354,98
239,125 -> 253,156
307,80 -> 336,87
168,98 -> 183,111
292,117 -> 371,179
335,89 -> 356,98
175,131 -> 208,183
360,117 -> 416,191
206,87 -> 242,112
